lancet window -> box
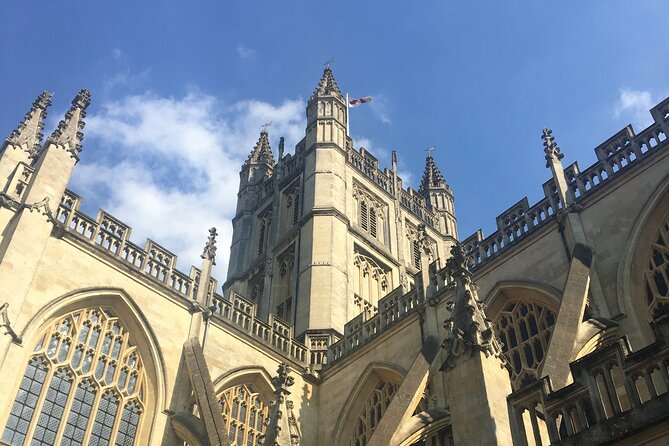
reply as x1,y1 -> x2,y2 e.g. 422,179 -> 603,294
351,381 -> 399,446
645,214 -> 669,320
495,300 -> 556,389
353,252 -> 390,318
219,384 -> 269,446
257,210 -> 272,256
353,183 -> 386,243
275,251 -> 295,323
285,187 -> 300,228
2,307 -> 145,446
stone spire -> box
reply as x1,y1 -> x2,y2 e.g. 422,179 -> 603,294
4,91 -> 52,156
244,130 -> 276,168
259,364 -> 301,446
441,243 -> 505,370
418,153 -> 447,193
541,128 -> 564,167
311,66 -> 342,100
46,89 -> 91,160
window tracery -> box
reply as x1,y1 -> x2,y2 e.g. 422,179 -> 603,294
646,215 -> 669,319
351,381 -> 399,446
494,300 -> 556,389
275,251 -> 295,322
353,252 -> 390,318
257,210 -> 272,256
219,384 -> 269,446
286,186 -> 300,227
353,183 -> 386,243
1,307 -> 146,446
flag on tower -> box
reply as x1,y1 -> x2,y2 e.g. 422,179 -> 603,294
348,96 -> 373,107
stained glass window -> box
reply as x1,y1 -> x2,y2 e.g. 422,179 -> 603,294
1,307 -> 146,445
646,216 -> 669,319
219,384 -> 269,446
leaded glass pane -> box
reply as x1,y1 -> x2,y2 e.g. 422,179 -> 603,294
351,381 -> 399,446
62,381 -> 97,446
1,358 -> 48,445
2,307 -> 147,445
646,213 -> 669,319
89,391 -> 120,446
32,368 -> 73,445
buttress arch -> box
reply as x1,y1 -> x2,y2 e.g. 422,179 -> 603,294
2,287 -> 168,445
617,175 -> 669,347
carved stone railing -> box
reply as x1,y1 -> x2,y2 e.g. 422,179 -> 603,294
211,293 -> 307,364
508,315 -> 669,445
463,96 -> 669,270
327,285 -> 423,364
55,189 -> 218,300
347,147 -> 396,196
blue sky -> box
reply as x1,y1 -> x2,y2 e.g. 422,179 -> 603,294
1,1 -> 668,277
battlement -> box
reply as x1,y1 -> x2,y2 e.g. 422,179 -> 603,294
463,96 -> 669,270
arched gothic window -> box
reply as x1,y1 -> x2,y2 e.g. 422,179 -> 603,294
353,253 -> 390,318
286,188 -> 300,227
275,251 -> 295,322
351,381 -> 399,446
495,300 -> 556,389
353,183 -> 386,244
219,384 -> 269,446
645,215 -> 669,320
2,307 -> 145,446
257,211 -> 272,256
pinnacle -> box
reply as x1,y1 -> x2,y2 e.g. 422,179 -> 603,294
418,154 -> 447,193
312,66 -> 343,100
46,89 -> 91,158
5,91 -> 53,154
245,130 -> 276,167
541,127 -> 564,167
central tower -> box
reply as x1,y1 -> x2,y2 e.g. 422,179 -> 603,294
224,67 -> 457,340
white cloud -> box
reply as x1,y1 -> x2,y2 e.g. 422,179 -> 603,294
236,43 -> 256,59
350,135 -> 414,186
103,48 -> 150,91
370,94 -> 391,124
73,91 -> 305,279
612,88 -> 654,130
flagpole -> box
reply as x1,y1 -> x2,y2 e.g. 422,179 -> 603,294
346,92 -> 350,137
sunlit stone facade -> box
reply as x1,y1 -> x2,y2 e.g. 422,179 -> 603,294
1,69 -> 669,445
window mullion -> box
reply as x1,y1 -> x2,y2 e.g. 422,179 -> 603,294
52,374 -> 82,445
23,363 -> 56,444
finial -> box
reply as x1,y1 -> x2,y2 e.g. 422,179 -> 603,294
278,136 -> 285,160
5,91 -> 53,155
425,145 -> 436,157
201,227 -> 217,264
244,130 -> 276,168
261,122 -> 272,133
324,57 -> 335,69
391,150 -> 397,165
541,128 -> 564,167
312,63 -> 342,99
46,89 -> 92,160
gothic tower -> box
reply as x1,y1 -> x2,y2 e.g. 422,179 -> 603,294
223,68 -> 458,340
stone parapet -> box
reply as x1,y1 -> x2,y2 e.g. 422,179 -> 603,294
508,315 -> 669,445
463,95 -> 669,271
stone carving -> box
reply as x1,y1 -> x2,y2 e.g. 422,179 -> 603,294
259,363 -> 300,445
418,152 -> 446,193
6,91 -> 52,156
441,243 -> 506,370
541,128 -> 564,167
312,66 -> 342,99
245,130 -> 276,168
201,227 -> 217,264
46,89 -> 91,159
0,302 -> 21,343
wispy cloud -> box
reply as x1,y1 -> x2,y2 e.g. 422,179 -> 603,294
612,88 -> 654,130
74,91 -> 305,277
370,94 -> 391,124
350,135 -> 414,186
236,43 -> 256,59
103,48 -> 150,91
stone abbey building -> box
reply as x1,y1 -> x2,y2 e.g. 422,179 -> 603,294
1,68 -> 669,445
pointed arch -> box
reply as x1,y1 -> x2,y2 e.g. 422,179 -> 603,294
2,287 -> 167,445
212,366 -> 275,446
333,362 -> 406,446
485,281 -> 560,389
617,175 -> 669,346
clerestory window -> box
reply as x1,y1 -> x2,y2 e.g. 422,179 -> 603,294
219,384 -> 269,446
1,307 -> 145,446
646,215 -> 669,320
495,300 -> 556,389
